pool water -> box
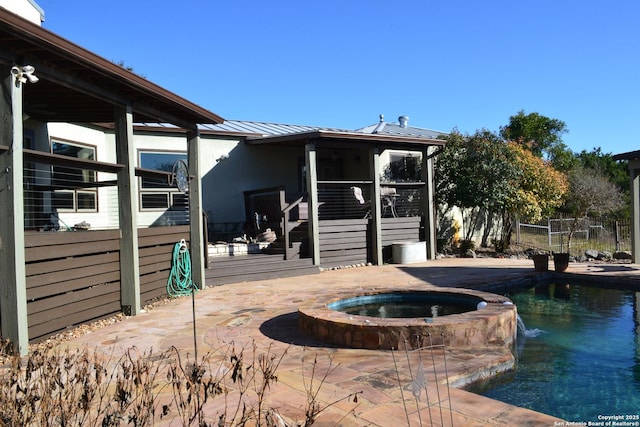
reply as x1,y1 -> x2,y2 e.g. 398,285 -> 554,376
328,292 -> 480,318
467,283 -> 640,421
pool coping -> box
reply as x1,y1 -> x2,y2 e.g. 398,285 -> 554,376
298,287 -> 518,351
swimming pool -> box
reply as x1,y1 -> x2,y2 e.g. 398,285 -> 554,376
467,282 -> 640,422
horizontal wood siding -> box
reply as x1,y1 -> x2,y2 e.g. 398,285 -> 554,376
381,217 -> 423,262
25,230 -> 122,342
138,225 -> 190,304
318,219 -> 368,267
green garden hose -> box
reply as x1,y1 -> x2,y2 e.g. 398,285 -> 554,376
167,239 -> 196,297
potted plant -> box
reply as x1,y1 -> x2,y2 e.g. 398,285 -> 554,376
531,252 -> 549,272
552,251 -> 570,272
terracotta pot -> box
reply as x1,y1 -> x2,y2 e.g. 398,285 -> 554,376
553,253 -> 570,272
532,254 -> 549,272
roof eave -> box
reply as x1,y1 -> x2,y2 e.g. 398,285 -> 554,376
612,150 -> 640,161
245,130 -> 446,147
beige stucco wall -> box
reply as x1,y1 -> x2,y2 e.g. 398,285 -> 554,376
200,138 -> 303,224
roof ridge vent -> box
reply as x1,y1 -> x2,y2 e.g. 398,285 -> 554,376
372,114 -> 386,133
398,115 -> 409,128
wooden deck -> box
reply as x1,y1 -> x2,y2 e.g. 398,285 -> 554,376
205,253 -> 319,286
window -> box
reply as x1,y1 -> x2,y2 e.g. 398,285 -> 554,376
139,151 -> 188,210
384,152 -> 422,182
51,140 -> 97,212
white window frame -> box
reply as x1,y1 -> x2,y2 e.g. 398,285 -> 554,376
51,139 -> 98,213
138,150 -> 188,211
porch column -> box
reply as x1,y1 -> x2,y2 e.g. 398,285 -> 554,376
187,129 -> 206,288
631,161 -> 640,264
422,146 -> 437,260
114,105 -> 141,316
305,142 -> 320,265
0,66 -> 29,354
369,147 -> 383,265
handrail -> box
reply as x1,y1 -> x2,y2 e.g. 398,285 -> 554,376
283,195 -> 304,214
282,195 -> 306,260
243,185 -> 285,197
23,148 -> 125,173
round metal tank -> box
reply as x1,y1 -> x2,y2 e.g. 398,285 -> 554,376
392,241 -> 427,264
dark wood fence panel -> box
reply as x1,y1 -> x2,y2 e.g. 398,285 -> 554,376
318,219 -> 368,267
25,230 -> 122,343
138,225 -> 190,304
381,217 -> 422,244
381,217 -> 423,262
19,225 -> 191,343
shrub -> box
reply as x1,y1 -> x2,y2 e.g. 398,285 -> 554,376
458,239 -> 476,253
492,238 -> 509,253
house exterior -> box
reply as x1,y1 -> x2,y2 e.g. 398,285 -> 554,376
132,117 -> 445,266
40,116 -> 445,267
0,4 -> 445,353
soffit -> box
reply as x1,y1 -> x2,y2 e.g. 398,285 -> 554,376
245,129 -> 446,151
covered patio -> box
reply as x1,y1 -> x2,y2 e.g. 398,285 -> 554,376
206,125 -> 446,270
0,7 -> 223,353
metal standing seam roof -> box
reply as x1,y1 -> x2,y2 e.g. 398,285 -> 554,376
134,119 -> 447,151
200,119 -> 446,139
198,120 -> 347,136
356,122 -> 445,139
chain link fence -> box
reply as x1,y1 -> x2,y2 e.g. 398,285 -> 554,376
516,216 -> 631,256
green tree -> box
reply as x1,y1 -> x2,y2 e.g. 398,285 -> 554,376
546,141 -> 578,171
500,110 -> 568,160
435,130 -> 517,243
575,148 -> 629,193
575,147 -> 631,217
501,142 -> 568,246
436,130 -> 568,248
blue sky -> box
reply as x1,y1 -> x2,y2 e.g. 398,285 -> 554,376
40,0 -> 638,155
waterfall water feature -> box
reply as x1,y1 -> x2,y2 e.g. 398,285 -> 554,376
517,314 -> 545,338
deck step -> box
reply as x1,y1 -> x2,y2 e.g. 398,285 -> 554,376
205,255 -> 319,285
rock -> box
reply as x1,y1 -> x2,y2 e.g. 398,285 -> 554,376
462,249 -> 477,258
584,249 -> 599,259
613,251 -> 633,260
597,251 -> 612,261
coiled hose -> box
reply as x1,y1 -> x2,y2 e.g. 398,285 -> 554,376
167,239 -> 196,297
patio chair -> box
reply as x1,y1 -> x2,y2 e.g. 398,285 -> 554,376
380,187 -> 398,217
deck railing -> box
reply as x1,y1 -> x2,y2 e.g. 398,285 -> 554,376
281,195 -> 305,260
317,181 -> 425,220
23,150 -> 190,231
